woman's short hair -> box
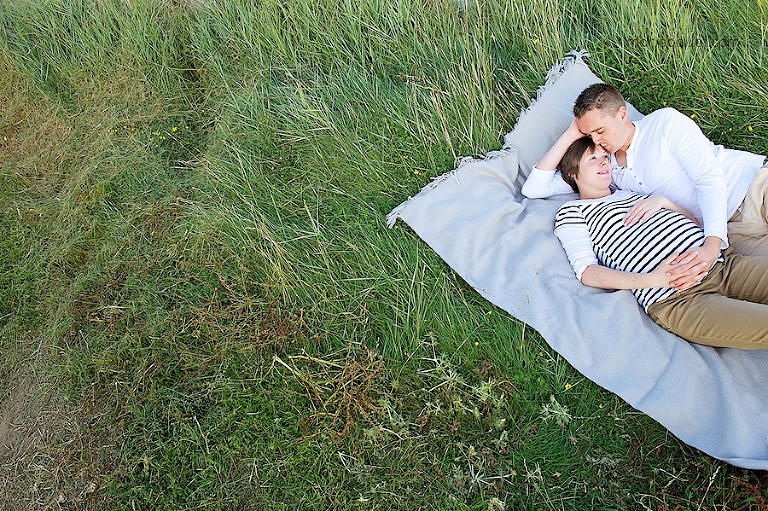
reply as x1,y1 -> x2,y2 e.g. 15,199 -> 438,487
559,137 -> 596,193
573,83 -> 625,119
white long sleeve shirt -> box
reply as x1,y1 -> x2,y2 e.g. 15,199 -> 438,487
523,108 -> 766,248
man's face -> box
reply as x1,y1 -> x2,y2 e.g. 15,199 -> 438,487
575,106 -> 631,155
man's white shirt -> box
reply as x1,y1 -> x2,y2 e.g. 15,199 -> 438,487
522,108 -> 766,248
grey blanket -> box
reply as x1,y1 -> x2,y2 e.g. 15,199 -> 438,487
387,52 -> 768,469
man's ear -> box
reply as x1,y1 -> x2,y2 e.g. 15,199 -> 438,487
617,104 -> 629,120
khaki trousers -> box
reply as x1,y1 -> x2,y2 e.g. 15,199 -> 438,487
647,250 -> 768,350
729,164 -> 768,256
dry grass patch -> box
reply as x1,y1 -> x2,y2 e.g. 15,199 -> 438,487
275,345 -> 386,441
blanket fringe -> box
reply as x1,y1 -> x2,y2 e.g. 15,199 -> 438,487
386,148 -> 516,228
386,166 -> 462,227
455,148 -> 511,170
386,200 -> 409,228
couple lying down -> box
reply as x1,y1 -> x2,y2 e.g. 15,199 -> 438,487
552,137 -> 768,350
525,84 -> 768,350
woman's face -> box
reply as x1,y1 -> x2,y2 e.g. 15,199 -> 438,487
575,146 -> 612,198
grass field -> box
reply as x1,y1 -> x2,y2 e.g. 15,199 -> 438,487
1,0 -> 768,509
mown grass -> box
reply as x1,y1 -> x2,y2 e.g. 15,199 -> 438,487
1,0 -> 767,509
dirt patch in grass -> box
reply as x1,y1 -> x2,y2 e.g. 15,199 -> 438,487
0,358 -> 113,510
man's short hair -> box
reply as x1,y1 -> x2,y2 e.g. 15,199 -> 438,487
573,83 -> 625,118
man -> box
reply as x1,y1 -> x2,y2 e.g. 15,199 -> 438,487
522,83 -> 768,289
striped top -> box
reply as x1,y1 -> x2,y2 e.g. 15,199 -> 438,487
554,190 -> 720,311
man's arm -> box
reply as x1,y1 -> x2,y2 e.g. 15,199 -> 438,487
661,110 -> 728,283
535,119 -> 585,171
521,119 -> 585,198
661,110 -> 729,240
623,194 -> 700,226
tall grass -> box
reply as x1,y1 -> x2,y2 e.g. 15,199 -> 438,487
1,0 -> 767,509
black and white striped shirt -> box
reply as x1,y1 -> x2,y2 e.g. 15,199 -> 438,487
554,190 -> 719,311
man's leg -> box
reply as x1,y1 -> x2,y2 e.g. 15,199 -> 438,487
728,165 -> 768,256
647,254 -> 768,350
720,252 -> 768,303
648,293 -> 768,350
